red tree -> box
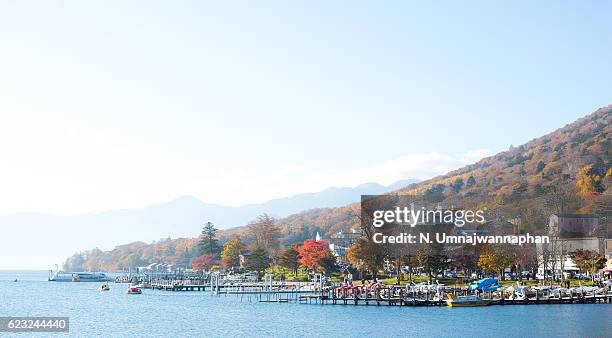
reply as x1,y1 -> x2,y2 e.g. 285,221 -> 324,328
298,240 -> 333,271
192,254 -> 214,272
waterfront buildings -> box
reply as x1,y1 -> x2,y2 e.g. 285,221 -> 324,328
537,214 -> 606,278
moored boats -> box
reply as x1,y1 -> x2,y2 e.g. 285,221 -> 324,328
446,295 -> 492,307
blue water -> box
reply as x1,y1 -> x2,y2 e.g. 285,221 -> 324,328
1,271 -> 610,337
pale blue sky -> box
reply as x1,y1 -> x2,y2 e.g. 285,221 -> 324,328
0,1 -> 610,214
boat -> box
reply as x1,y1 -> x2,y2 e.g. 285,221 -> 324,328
569,286 -> 599,296
98,283 -> 110,291
511,286 -> 535,300
127,286 -> 142,294
446,295 -> 492,307
469,278 -> 501,292
403,296 -> 432,306
48,270 -> 112,282
549,287 -> 569,298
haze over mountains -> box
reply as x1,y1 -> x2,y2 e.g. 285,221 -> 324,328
60,105 -> 611,273
0,179 -> 417,269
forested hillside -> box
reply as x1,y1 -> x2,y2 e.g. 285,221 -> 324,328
64,105 -> 611,272
399,105 -> 610,213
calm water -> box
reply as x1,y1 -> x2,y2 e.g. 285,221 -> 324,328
1,271 -> 610,338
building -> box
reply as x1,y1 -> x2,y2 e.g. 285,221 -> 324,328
549,214 -> 601,239
537,214 -> 606,278
328,228 -> 363,262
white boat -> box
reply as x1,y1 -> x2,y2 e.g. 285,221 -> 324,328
49,270 -> 112,282
98,283 -> 111,291
511,286 -> 535,300
549,288 -> 569,298
570,286 -> 599,296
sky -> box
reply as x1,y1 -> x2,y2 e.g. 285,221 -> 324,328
0,1 -> 611,215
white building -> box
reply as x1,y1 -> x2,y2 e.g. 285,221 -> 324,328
537,214 -> 604,278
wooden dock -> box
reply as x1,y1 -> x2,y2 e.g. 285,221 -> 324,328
145,279 -> 316,294
139,278 -> 612,307
297,291 -> 612,307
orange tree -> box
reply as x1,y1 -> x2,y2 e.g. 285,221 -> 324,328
297,240 -> 336,273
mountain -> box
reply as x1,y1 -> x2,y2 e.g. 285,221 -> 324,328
62,105 -> 612,272
0,180 -> 417,269
245,180 -> 419,216
264,105 -> 611,242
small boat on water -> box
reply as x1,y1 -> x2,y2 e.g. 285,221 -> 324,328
98,283 -> 110,291
127,286 -> 142,294
446,295 -> 492,307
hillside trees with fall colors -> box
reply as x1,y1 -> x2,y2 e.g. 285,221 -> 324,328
65,106 -> 611,272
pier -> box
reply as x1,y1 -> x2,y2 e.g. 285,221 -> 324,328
139,278 -> 612,307
298,292 -> 612,307
144,274 -> 320,295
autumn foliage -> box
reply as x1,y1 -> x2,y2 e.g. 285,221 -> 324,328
570,249 -> 607,280
192,254 -> 214,272
220,236 -> 242,269
65,106 -> 611,274
297,240 -> 332,271
477,245 -> 514,278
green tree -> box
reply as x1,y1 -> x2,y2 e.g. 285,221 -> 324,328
424,184 -> 445,203
198,221 -> 219,256
590,157 -> 607,177
417,242 -> 448,283
451,178 -> 464,193
466,175 -> 476,188
245,247 -> 270,277
536,161 -> 546,173
178,246 -> 194,268
317,255 -> 339,274
279,245 -> 301,276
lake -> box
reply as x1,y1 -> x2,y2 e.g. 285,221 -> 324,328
1,270 -> 610,337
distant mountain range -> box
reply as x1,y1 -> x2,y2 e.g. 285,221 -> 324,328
60,105 -> 612,272
0,179 -> 418,269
